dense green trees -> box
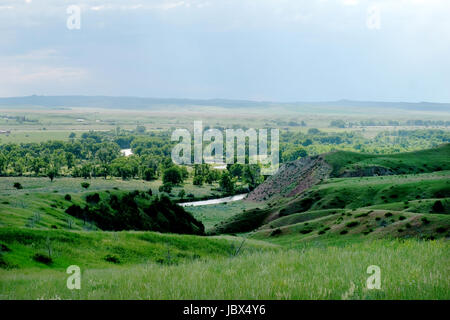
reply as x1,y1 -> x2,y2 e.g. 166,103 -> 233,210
66,192 -> 205,234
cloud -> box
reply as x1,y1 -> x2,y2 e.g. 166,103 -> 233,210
341,0 -> 359,6
0,49 -> 88,96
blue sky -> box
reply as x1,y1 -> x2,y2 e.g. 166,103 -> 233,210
0,0 -> 449,102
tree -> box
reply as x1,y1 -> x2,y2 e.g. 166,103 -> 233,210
219,172 -> 235,194
159,183 -> 172,194
163,166 -> 183,185
178,189 -> 186,199
47,167 -> 58,182
81,182 -> 90,190
243,164 -> 262,190
136,125 -> 146,134
143,168 -> 156,181
193,174 -> 204,186
69,132 -> 76,139
330,120 -> 346,128
229,164 -> 244,179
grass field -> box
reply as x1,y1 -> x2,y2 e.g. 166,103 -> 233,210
1,239 -> 448,299
0,177 -> 222,230
0,176 -> 219,197
185,200 -> 261,231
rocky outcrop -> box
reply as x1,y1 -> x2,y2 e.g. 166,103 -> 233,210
247,155 -> 332,201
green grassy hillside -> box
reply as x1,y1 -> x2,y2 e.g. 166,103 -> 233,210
252,208 -> 449,246
325,143 -> 450,177
0,227 -> 276,270
1,239 -> 448,299
213,171 -> 450,235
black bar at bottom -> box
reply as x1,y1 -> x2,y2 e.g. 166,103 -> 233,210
1,300 -> 447,319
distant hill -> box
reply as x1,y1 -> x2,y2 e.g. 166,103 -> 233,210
0,95 -> 449,112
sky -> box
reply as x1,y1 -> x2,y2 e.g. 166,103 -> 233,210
0,0 -> 449,102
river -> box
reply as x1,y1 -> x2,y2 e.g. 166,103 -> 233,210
179,194 -> 248,207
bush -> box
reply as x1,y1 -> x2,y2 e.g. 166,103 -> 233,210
270,228 -> 282,237
0,243 -> 11,252
104,254 -> 120,264
81,182 -> 90,190
340,230 -> 348,235
385,212 -> 393,217
421,217 -> 431,225
435,227 -> 446,233
32,253 -> 52,265
399,216 -> 406,221
300,228 -> 313,234
431,200 -> 445,213
64,194 -> 72,201
346,221 -> 359,228
159,183 -> 173,194
13,182 -> 23,190
86,193 -> 100,204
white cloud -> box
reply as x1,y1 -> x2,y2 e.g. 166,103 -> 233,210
341,0 -> 359,6
0,49 -> 88,96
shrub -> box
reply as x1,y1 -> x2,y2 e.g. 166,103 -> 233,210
405,223 -> 412,229
0,243 -> 11,252
64,194 -> 72,201
270,228 -> 282,237
104,254 -> 120,264
435,227 -> 446,233
356,212 -> 369,218
159,183 -> 173,194
86,193 -> 100,204
375,217 -> 381,221
32,253 -> 52,265
178,189 -> 186,199
346,221 -> 359,228
399,216 -> 406,221
340,230 -> 348,235
384,212 -> 393,217
81,182 -> 90,190
13,182 -> 23,190
300,228 -> 313,234
397,228 -> 404,233
421,217 -> 431,225
431,200 -> 445,213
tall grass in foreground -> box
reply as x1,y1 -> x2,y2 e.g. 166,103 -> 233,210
1,239 -> 448,300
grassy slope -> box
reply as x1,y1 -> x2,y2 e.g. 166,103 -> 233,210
1,239 -> 448,299
212,171 -> 450,235
0,227 -> 276,270
252,208 -> 449,246
185,200 -> 262,231
0,176 -> 219,198
325,143 -> 450,177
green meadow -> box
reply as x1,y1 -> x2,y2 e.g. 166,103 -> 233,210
1,239 -> 448,300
